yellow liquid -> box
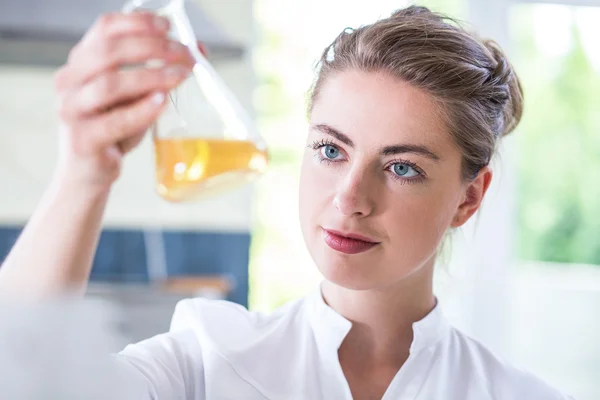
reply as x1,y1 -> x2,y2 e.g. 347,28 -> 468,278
154,138 -> 268,202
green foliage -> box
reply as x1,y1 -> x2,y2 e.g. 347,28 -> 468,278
516,13 -> 600,266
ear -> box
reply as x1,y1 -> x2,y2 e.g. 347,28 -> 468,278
450,166 -> 493,228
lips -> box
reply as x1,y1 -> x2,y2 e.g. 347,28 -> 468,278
322,228 -> 380,254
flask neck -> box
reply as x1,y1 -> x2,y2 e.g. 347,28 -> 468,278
123,0 -> 186,17
123,0 -> 196,50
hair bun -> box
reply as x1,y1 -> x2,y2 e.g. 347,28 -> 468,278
483,40 -> 524,137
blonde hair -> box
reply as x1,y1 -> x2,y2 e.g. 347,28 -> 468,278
309,5 -> 524,180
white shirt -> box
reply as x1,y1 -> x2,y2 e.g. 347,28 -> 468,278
116,287 -> 573,399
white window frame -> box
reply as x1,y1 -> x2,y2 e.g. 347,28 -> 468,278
461,0 -> 600,359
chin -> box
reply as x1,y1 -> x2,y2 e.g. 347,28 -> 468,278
314,248 -> 385,291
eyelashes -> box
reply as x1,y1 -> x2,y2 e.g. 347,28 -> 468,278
308,139 -> 427,185
309,138 -> 336,151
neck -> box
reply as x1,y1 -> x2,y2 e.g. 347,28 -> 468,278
321,257 -> 436,365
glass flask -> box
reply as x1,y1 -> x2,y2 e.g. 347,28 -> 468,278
122,0 -> 268,202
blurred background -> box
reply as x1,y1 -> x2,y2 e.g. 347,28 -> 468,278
0,0 -> 598,399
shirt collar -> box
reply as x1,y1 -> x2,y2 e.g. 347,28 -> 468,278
409,298 -> 450,353
307,283 -> 450,354
307,285 -> 352,354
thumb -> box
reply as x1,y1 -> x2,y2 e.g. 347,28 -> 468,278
118,131 -> 148,154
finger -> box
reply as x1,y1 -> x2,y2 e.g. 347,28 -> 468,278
58,36 -> 193,92
81,12 -> 170,53
61,64 -> 191,117
75,91 -> 167,154
56,12 -> 170,91
197,41 -> 209,58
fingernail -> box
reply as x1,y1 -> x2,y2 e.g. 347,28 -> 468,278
151,92 -> 165,104
163,65 -> 190,78
154,16 -> 169,31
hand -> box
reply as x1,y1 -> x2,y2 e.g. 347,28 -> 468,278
53,12 -> 194,189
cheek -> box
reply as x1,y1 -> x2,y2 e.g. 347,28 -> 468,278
384,184 -> 459,256
299,153 -> 337,225
299,153 -> 320,224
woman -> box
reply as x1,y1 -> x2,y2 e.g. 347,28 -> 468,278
0,5 -> 573,400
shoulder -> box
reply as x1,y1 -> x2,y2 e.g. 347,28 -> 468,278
169,295 -> 311,351
170,295 -> 307,331
444,326 -> 573,400
116,296 -> 312,399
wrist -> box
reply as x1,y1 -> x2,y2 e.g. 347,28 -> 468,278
50,166 -> 113,202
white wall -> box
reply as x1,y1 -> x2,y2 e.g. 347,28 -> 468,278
0,0 -> 257,232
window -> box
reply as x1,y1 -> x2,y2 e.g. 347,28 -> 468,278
510,3 -> 600,398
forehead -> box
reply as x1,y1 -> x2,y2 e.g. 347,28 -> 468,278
310,70 -> 451,148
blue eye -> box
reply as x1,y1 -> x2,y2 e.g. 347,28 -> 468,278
392,163 -> 419,178
321,145 -> 341,160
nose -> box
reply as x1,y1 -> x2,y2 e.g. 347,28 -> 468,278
333,166 -> 376,217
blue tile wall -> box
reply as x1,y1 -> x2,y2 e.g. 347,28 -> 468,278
0,226 -> 250,306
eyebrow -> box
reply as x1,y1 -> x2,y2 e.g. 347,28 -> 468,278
311,123 -> 441,161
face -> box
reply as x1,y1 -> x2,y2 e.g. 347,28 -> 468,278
299,70 -> 491,291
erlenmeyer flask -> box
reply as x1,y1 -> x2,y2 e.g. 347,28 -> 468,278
123,0 -> 268,202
